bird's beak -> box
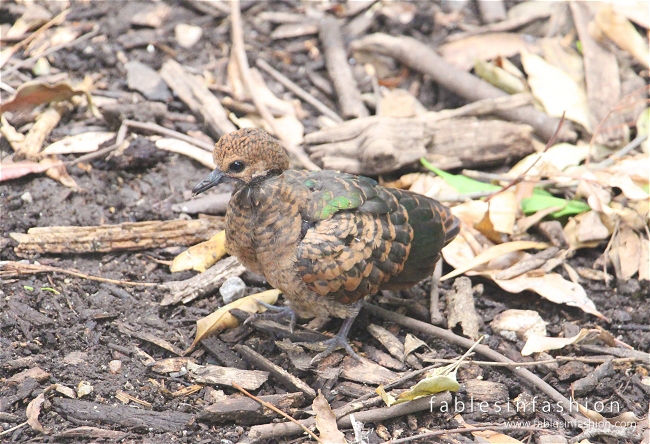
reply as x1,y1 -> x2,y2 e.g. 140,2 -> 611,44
192,168 -> 225,196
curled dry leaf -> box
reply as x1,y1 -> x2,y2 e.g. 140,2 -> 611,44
403,333 -> 429,359
521,328 -> 599,356
26,392 -> 48,434
0,79 -> 95,115
313,391 -> 347,443
521,50 -> 591,131
171,230 -> 228,273
0,159 -> 60,182
155,138 -> 214,168
189,289 -> 280,349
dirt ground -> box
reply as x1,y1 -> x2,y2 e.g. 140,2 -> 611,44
1,1 -> 649,443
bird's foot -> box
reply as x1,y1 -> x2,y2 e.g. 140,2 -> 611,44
244,301 -> 297,333
308,332 -> 362,364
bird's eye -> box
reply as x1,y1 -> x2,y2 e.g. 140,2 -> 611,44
228,161 -> 245,173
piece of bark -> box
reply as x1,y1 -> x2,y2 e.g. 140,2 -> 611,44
319,16 -> 368,119
340,355 -> 400,385
160,255 -> 246,306
52,398 -> 193,432
159,59 -> 236,139
446,277 -> 482,340
100,101 -> 167,128
10,218 -> 224,256
538,220 -> 570,249
495,247 -> 560,280
200,336 -> 248,370
367,323 -> 404,361
247,391 -> 451,443
570,2 -> 625,146
234,344 -> 317,399
350,33 -> 576,141
187,361 -> 269,390
198,392 -> 304,424
462,379 -> 509,404
114,321 -> 184,356
305,115 -> 534,175
477,0 -> 506,24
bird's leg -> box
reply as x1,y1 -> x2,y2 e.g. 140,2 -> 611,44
244,300 -> 297,333
309,301 -> 363,364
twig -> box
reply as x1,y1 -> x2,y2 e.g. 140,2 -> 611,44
63,120 -> 128,166
601,218 -> 620,286
420,356 -> 642,366
429,260 -> 443,324
589,133 -> 648,171
231,382 -> 323,443
319,15 -> 368,119
363,302 -> 585,422
230,0 -> 319,170
389,425 -> 556,444
0,261 -> 157,287
484,113 -> 566,202
0,421 -> 28,437
256,59 -> 342,123
2,26 -> 99,77
121,119 -> 214,151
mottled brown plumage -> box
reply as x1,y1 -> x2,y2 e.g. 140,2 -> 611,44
193,128 -> 460,360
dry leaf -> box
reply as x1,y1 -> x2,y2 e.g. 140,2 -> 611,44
404,333 -> 429,359
508,143 -> 590,179
474,59 -> 527,94
313,391 -> 347,443
441,240 -> 549,281
488,190 -> 517,235
0,79 -> 95,114
155,138 -> 214,168
189,289 -> 280,349
42,131 -> 115,155
171,231 -> 227,273
0,159 -> 60,182
521,328 -> 597,356
455,415 -> 524,443
639,238 -> 649,281
26,392 -> 48,434
42,156 -> 79,189
595,4 -> 649,68
521,50 -> 591,131
490,309 -> 547,341
451,200 -> 489,227
618,226 -> 641,280
577,211 -> 611,243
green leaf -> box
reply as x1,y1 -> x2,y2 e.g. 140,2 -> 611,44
521,193 -> 590,218
420,158 -> 501,194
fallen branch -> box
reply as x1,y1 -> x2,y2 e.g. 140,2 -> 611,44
350,33 -> 576,141
10,218 -> 224,255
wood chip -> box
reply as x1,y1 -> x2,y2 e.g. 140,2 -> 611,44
198,392 -> 304,424
187,361 -> 269,391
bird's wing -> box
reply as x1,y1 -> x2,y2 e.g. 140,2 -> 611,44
290,171 -> 413,304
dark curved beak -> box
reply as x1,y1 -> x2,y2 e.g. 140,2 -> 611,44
192,168 -> 225,196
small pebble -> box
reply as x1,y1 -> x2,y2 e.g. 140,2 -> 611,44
20,192 -> 33,204
108,360 -> 122,374
175,23 -> 202,48
220,276 -> 247,304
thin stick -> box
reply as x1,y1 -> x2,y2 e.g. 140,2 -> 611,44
389,425 -> 556,444
121,120 -> 215,151
589,133 -> 648,171
601,218 -> 620,286
231,382 -> 323,443
256,59 -> 342,123
421,356 -> 641,366
485,113 -> 565,202
429,260 -> 443,324
0,261 -> 157,287
230,0 -> 319,170
0,421 -> 28,437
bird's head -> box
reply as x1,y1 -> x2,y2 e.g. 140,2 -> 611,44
192,128 -> 290,195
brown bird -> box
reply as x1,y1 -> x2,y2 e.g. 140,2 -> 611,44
193,128 -> 460,361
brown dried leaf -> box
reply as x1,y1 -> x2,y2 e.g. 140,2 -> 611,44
42,131 -> 115,155
26,392 -> 48,434
189,289 -> 280,349
521,328 -> 598,356
439,33 -> 540,71
0,80 -> 93,114
313,391 -> 347,443
595,4 -> 649,68
155,138 -> 214,168
618,226 -> 641,280
0,159 -> 59,182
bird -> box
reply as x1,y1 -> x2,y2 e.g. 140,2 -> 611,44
192,128 -> 460,362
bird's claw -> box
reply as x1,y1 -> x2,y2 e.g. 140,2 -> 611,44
308,334 -> 362,364
245,301 -> 297,333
